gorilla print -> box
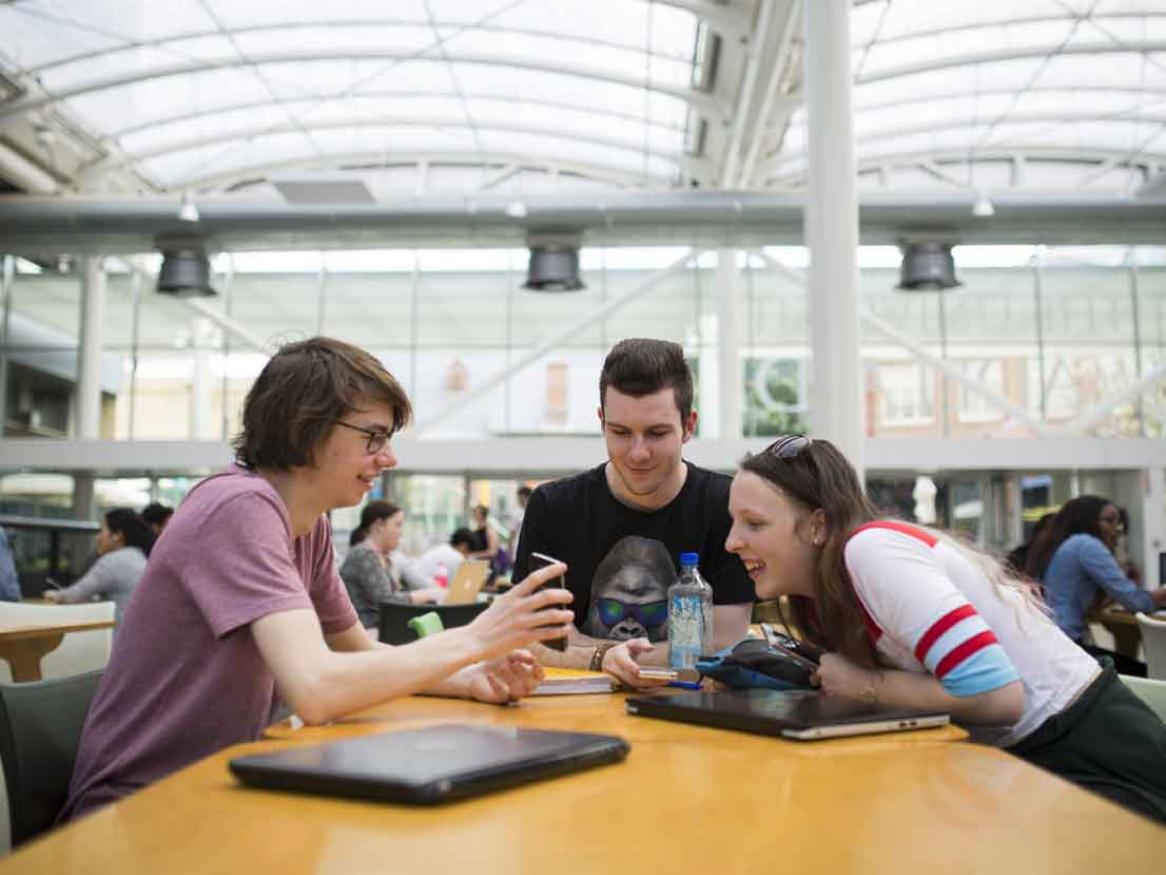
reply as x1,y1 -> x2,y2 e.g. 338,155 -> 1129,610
582,536 -> 674,642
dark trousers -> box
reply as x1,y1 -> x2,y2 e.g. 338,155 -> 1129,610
1009,665 -> 1166,824
1081,643 -> 1147,678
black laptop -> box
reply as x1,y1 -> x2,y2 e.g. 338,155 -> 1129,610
625,689 -> 948,740
229,723 -> 630,804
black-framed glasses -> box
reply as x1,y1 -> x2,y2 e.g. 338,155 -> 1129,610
335,420 -> 391,455
764,434 -> 812,460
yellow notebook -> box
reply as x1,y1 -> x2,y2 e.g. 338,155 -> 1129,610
534,667 -> 615,695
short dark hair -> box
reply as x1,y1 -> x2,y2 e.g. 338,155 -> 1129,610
140,502 -> 173,528
450,527 -> 475,548
517,486 -> 532,500
234,336 -> 411,471
599,338 -> 693,422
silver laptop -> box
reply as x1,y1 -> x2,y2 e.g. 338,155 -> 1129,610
626,688 -> 949,740
230,723 -> 629,804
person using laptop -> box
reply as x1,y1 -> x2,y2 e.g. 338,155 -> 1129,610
726,435 -> 1166,824
61,337 -> 575,822
512,338 -> 755,688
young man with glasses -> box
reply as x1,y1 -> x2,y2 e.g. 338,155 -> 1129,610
512,338 -> 755,688
62,337 -> 574,821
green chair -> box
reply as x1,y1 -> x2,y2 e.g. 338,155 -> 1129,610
0,670 -> 103,847
1117,673 -> 1166,724
377,601 -> 488,646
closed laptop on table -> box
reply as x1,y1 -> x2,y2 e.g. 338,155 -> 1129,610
230,723 -> 629,804
625,688 -> 948,740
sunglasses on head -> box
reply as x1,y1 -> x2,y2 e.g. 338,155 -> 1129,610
596,598 -> 669,630
764,434 -> 812,460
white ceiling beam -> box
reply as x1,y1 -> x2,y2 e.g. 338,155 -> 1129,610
737,2 -> 800,188
0,48 -> 727,126
476,164 -> 521,193
183,149 -> 676,192
106,90 -> 687,143
87,115 -> 690,173
719,0 -> 779,187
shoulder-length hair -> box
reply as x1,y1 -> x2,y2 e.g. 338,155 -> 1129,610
104,507 -> 155,557
739,439 -> 880,667
233,336 -> 411,471
1024,495 -> 1110,580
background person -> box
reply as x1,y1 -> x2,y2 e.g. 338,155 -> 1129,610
60,337 -> 574,822
140,502 -> 174,537
45,507 -> 153,625
405,527 -> 475,588
726,435 -> 1166,824
1026,495 -> 1166,676
341,501 -> 441,628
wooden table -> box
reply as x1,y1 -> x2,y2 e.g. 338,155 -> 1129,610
3,691 -> 1163,872
1094,607 -> 1166,660
0,618 -> 114,682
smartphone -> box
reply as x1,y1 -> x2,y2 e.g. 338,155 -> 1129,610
529,552 -> 568,651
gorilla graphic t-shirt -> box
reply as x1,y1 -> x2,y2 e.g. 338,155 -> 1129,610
512,463 -> 755,642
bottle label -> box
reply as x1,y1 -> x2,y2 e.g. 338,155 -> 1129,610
669,594 -> 704,669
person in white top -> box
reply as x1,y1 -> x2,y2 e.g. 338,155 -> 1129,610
404,528 -> 475,588
725,435 -> 1166,824
46,507 -> 153,625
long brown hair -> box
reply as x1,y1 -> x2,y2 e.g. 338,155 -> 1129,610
740,438 -> 880,667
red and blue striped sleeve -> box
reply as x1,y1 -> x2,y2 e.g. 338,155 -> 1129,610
845,525 -> 1019,698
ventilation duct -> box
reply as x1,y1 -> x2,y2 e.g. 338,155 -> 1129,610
897,241 -> 960,290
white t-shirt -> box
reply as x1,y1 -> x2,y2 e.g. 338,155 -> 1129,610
406,543 -> 466,587
844,521 -> 1100,747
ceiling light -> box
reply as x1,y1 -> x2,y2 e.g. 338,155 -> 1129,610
504,200 -> 528,219
972,192 -> 995,218
897,242 -> 961,291
155,237 -> 216,297
177,190 -> 200,223
523,237 -> 584,292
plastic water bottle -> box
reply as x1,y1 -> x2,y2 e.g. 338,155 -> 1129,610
668,552 -> 714,670
434,563 -> 449,589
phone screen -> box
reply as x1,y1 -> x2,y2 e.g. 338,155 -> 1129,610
529,552 -> 568,651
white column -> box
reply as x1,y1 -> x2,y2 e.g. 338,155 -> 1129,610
76,255 -> 105,439
698,313 -> 720,439
1141,467 -> 1165,589
189,316 -> 215,439
802,0 -> 863,472
717,249 -> 742,439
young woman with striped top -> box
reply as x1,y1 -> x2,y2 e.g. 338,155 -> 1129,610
724,436 -> 1166,824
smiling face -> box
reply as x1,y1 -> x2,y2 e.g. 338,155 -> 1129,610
302,402 -> 399,512
725,471 -> 820,601
600,386 -> 696,509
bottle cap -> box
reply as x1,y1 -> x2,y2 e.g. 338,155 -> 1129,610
679,551 -> 699,567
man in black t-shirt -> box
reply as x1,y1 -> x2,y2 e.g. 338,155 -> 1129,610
513,339 -> 755,688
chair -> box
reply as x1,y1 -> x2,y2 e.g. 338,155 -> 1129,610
0,670 -> 103,847
378,600 -> 489,646
0,601 -> 114,683
1135,612 -> 1166,680
1117,674 -> 1166,724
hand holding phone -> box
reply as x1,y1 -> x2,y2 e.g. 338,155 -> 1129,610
529,552 -> 568,651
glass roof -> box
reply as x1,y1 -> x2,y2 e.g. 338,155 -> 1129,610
0,0 -> 1164,197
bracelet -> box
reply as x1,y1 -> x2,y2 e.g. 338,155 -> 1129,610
590,642 -> 616,672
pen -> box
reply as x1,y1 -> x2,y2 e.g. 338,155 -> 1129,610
666,680 -> 702,690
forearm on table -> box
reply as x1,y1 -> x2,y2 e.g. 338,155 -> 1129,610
259,617 -> 486,724
874,670 -> 1024,725
530,631 -> 670,668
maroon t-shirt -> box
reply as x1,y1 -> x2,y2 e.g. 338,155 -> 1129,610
60,466 -> 358,821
